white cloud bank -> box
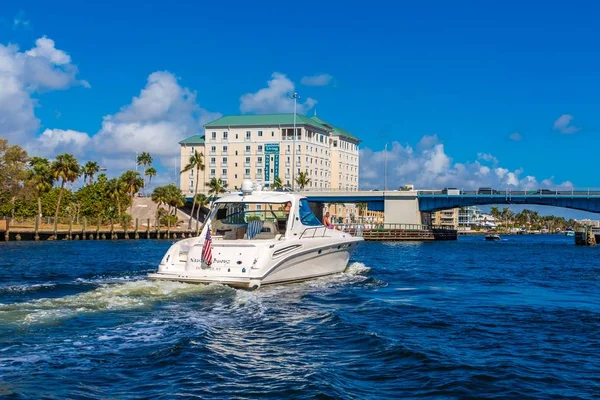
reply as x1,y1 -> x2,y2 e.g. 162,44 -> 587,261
0,36 -> 88,145
300,73 -> 333,86
359,138 -> 573,190
240,72 -> 317,114
553,114 -> 579,134
92,71 -> 221,162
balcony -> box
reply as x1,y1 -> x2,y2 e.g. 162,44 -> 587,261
257,148 -> 263,155
244,149 -> 251,155
244,174 -> 251,179
245,162 -> 251,168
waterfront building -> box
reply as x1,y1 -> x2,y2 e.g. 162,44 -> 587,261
322,203 -> 384,225
575,219 -> 600,227
432,208 -> 459,227
459,206 -> 482,227
179,114 -> 360,195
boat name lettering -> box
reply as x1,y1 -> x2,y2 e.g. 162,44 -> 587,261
190,257 -> 202,263
213,259 -> 230,264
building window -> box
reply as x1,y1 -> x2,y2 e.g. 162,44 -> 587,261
211,146 -> 216,153
223,131 -> 228,140
246,131 -> 251,139
257,145 -> 263,153
222,157 -> 227,165
223,145 -> 228,154
258,131 -> 263,137
210,169 -> 216,175
245,145 -> 251,153
235,150 -> 238,156
222,168 -> 227,175
257,168 -> 263,175
271,131 -> 275,137
211,132 -> 216,139
257,157 -> 263,164
210,157 -> 216,164
190,169 -> 194,177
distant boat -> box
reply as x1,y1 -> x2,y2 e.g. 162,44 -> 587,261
565,229 -> 575,237
485,234 -> 501,241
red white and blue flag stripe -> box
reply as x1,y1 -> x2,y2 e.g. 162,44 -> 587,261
202,228 -> 213,265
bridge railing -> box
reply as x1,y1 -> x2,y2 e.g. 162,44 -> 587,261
418,189 -> 600,196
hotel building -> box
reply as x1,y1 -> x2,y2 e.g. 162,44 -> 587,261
179,114 -> 360,195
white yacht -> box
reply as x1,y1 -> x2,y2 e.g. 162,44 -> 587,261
148,181 -> 363,289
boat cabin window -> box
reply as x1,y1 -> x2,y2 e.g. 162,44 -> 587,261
299,199 -> 321,227
208,202 -> 291,240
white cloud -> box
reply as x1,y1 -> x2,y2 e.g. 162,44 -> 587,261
25,36 -> 70,65
0,36 -> 88,144
509,132 -> 522,141
417,134 -> 439,149
240,72 -> 317,114
477,152 -> 498,165
553,114 -> 580,134
27,128 -> 91,157
92,71 -> 221,162
359,136 -> 572,190
300,73 -> 333,86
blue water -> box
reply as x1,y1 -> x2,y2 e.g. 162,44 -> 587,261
0,236 -> 599,399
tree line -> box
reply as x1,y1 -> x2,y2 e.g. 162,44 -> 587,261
488,206 -> 581,231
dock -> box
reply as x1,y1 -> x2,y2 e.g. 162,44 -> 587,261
1,219 -> 458,242
1,217 -> 199,242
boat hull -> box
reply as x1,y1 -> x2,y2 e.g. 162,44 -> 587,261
148,237 -> 362,289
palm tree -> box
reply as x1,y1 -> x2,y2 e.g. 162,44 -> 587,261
81,161 -> 100,185
151,186 -> 169,220
356,202 -> 367,219
272,177 -> 283,190
136,152 -> 153,195
145,167 -> 157,189
194,193 -> 209,218
206,177 -> 228,200
180,149 -> 205,229
28,157 -> 53,223
120,170 -> 144,214
490,206 -> 500,221
106,178 -> 125,217
165,184 -> 185,216
51,153 -> 80,230
295,171 -> 311,190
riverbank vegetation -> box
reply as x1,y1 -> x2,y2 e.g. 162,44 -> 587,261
487,206 -> 581,232
0,137 -> 180,228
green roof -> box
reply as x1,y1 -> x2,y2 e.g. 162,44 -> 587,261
310,115 -> 358,141
204,113 -> 359,142
179,135 -> 205,145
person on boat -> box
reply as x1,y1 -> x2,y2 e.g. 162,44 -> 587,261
323,212 -> 334,229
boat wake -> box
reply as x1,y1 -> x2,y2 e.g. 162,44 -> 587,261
0,262 -> 374,327
0,280 -> 231,326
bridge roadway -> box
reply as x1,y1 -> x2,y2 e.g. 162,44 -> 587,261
301,189 -> 600,224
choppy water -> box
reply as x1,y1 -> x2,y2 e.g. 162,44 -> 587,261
0,236 -> 599,399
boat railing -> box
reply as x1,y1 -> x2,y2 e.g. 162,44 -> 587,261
299,226 -> 335,239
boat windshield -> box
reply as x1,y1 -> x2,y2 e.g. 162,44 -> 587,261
207,202 -> 291,240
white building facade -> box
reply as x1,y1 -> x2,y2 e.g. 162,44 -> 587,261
179,114 -> 360,195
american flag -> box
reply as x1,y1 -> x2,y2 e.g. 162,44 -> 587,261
202,228 -> 213,265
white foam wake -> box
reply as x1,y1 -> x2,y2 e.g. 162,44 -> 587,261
0,280 -> 231,326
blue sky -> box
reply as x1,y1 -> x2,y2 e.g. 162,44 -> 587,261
1,1 -> 599,217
